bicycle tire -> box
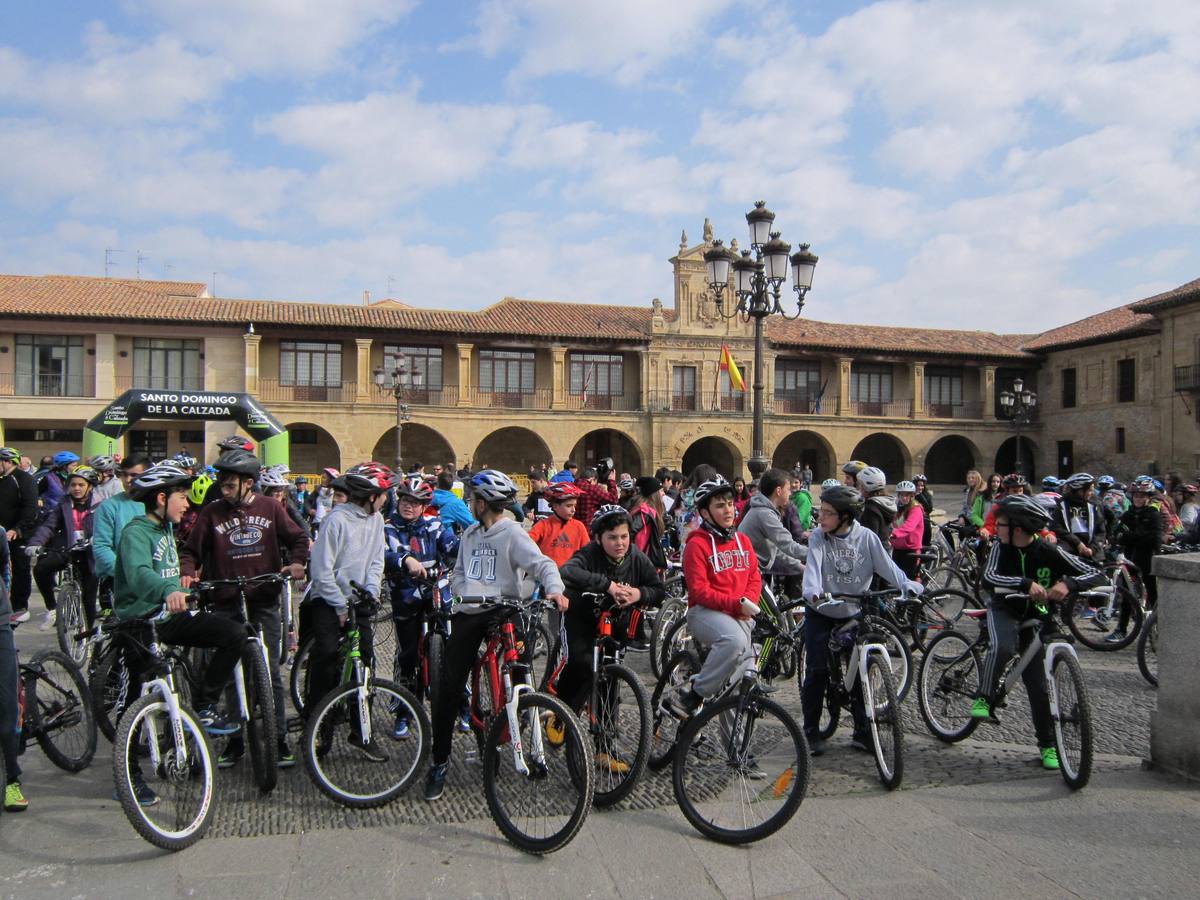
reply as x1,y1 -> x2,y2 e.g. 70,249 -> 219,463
423,630 -> 444,717
526,620 -> 553,692
651,597 -> 687,679
589,663 -> 651,808
303,678 -> 430,808
90,640 -> 135,743
916,631 -> 981,743
1051,651 -> 1093,790
482,691 -> 594,854
289,636 -> 312,716
927,564 -> 969,594
243,645 -> 279,794
649,649 -> 701,771
672,692 -> 809,844
864,617 -> 912,703
918,588 -> 981,641
55,580 -> 87,666
865,653 -> 903,790
472,655 -> 501,759
1137,609 -> 1158,688
113,692 -> 215,851
659,614 -> 693,678
28,649 -> 97,772
1064,592 -> 1141,652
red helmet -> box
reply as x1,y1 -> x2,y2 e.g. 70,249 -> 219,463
342,461 -> 394,495
544,482 -> 584,503
322,467 -> 340,479
396,475 -> 433,503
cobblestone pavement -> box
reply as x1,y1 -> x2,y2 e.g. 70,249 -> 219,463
10,614 -> 1153,839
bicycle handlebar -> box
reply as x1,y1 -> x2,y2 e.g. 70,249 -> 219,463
193,572 -> 290,591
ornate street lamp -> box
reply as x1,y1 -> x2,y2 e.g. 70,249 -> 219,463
373,362 -> 423,473
998,376 -> 1038,475
704,201 -> 818,478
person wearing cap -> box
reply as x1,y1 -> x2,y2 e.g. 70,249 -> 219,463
0,447 -> 39,622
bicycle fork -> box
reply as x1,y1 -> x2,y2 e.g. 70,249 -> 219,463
1044,641 -> 1078,748
142,676 -> 189,770
847,642 -> 890,723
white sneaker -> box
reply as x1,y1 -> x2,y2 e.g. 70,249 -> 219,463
39,610 -> 56,631
11,610 -> 30,624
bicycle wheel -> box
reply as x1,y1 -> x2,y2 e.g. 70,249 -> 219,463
243,646 -> 279,794
113,692 -> 215,851
482,691 -> 593,854
651,597 -> 687,679
423,630 -> 444,716
90,640 -> 135,743
673,692 -> 809,844
1050,650 -> 1093,790
864,653 -> 903,789
917,631 -> 981,743
865,618 -> 912,703
587,663 -> 651,808
28,649 -> 97,772
1065,590 -> 1141,651
289,637 -> 312,716
927,564 -> 968,594
649,650 -> 701,771
659,614 -> 693,677
472,655 -> 501,758
55,580 -> 88,666
525,621 -> 553,692
371,605 -> 397,681
303,678 -> 429,808
1137,609 -> 1158,688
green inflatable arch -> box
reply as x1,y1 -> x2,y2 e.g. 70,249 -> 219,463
83,389 -> 289,467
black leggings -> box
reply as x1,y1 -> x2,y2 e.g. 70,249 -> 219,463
800,609 -> 868,739
33,550 -> 98,624
432,608 -> 510,765
301,599 -> 375,715
156,611 -> 247,710
978,604 -> 1055,748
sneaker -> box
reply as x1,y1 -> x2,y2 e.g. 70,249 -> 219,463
456,711 -> 472,734
543,714 -> 566,747
348,733 -> 389,763
392,716 -> 410,740
218,738 -> 244,769
277,741 -> 296,769
132,781 -> 160,807
805,733 -> 826,757
595,752 -> 631,775
1040,746 -> 1061,770
4,782 -> 28,812
664,686 -> 703,719
970,697 -> 993,720
423,763 -> 448,801
197,707 -> 239,736
39,610 -> 56,631
11,610 -> 30,625
1103,630 -> 1127,644
850,733 -> 872,753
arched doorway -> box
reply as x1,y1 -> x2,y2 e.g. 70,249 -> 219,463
473,427 -> 552,475
772,430 -> 835,481
682,436 -> 744,480
994,436 -> 1036,479
568,429 -> 644,476
372,423 -> 455,473
287,422 -> 340,474
850,433 -> 909,485
924,435 -> 977,485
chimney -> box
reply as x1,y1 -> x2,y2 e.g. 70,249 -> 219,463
363,290 -> 370,305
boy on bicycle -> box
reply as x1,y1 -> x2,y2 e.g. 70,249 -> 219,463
801,484 -> 922,755
423,470 -> 566,802
527,481 -> 589,567
665,476 -> 761,720
972,494 -> 1105,769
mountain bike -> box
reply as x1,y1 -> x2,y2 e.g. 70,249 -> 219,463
50,539 -> 95,666
927,524 -> 985,599
650,557 -> 686,679
1137,607 -> 1157,687
1062,551 -> 1145,650
15,641 -> 97,772
461,594 -> 594,854
301,582 -> 429,808
917,592 -> 1094,789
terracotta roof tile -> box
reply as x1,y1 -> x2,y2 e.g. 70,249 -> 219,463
766,317 -> 1034,360
1020,303 -> 1159,352
1127,276 -> 1200,314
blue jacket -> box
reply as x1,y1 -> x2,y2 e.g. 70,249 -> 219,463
384,513 -> 459,610
549,471 -> 575,483
432,489 -> 476,532
92,492 -> 145,580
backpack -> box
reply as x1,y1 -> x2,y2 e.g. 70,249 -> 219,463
635,509 -> 667,569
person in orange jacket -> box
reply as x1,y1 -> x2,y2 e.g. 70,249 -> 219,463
527,482 -> 590,567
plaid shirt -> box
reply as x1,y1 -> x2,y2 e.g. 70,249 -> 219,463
573,478 -> 618,531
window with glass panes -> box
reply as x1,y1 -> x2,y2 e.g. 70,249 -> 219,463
479,349 -> 534,394
851,363 -> 893,402
382,345 -> 442,390
129,430 -> 168,459
775,360 -> 821,412
15,334 -> 85,396
925,366 -> 964,408
672,365 -> 697,410
569,353 -> 622,396
133,338 -> 202,390
1117,358 -> 1136,403
280,341 -> 343,387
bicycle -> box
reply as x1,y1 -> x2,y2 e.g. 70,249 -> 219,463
15,640 -> 97,773
301,581 -> 430,808
1137,607 -> 1157,687
649,557 -> 686,679
927,524 -> 985,599
111,612 -> 216,851
917,591 -> 1094,789
461,594 -> 594,854
30,540 -> 94,667
1062,550 -> 1145,650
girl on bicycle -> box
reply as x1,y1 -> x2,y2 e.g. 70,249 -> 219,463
972,494 -> 1105,769
891,481 -> 925,579
26,464 -> 99,632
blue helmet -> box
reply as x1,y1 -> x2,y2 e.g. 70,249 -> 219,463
52,451 -> 80,467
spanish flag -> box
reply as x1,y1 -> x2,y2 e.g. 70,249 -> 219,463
719,344 -> 745,392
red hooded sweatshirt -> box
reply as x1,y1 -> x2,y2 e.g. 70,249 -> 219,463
682,523 -> 761,617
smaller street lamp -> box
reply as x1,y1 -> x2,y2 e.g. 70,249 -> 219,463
374,362 -> 424,473
998,377 -> 1038,476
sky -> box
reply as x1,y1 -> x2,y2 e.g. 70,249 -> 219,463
1,0 -> 1198,331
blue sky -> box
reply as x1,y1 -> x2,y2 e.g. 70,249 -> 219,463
1,0 -> 1197,330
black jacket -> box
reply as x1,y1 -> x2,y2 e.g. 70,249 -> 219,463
559,542 -> 665,612
0,468 -> 39,539
982,537 -> 1107,615
1117,505 -> 1162,555
1052,495 -> 1106,552
859,497 -> 896,549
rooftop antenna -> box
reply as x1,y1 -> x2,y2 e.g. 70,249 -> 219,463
104,248 -> 123,277
136,250 -> 149,279
212,271 -> 219,297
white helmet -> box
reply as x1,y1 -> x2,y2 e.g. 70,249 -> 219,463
258,465 -> 290,489
896,480 -> 916,493
856,466 -> 886,492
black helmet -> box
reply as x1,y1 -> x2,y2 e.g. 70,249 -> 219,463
820,484 -> 864,519
996,494 -> 1051,533
217,435 -> 254,452
590,504 -> 632,537
213,448 -> 261,477
694,475 -> 735,509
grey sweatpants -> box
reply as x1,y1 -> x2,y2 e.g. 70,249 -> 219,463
687,604 -> 754,699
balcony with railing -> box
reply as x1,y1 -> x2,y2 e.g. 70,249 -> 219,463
647,390 -> 753,414
850,399 -> 912,418
257,379 -> 356,403
561,392 -> 643,412
115,375 -> 205,394
0,372 -> 88,397
773,394 -> 824,415
458,387 -> 555,409
918,401 -> 984,420
1175,364 -> 1200,392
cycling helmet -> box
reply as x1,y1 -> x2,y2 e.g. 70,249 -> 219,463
89,455 -> 118,473
820,485 -> 864,519
693,475 -> 735,509
1033,493 -> 1060,513
1041,475 -> 1061,490
820,478 -> 840,489
1101,490 -> 1126,512
1152,478 -> 1165,491
217,435 -> 254,452
173,452 -> 198,469
322,467 -> 340,479
188,473 -> 213,506
995,493 -> 1050,533
1061,472 -> 1095,492
1183,483 -> 1198,495
53,451 -> 80,467
1130,476 -> 1155,494
343,462 -> 395,495
617,475 -> 636,493
896,480 -> 916,494
1096,475 -> 1116,490
395,474 -> 433,503
1001,472 -> 1028,490
544,482 -> 584,504
591,503 -> 632,536
841,460 -> 867,477
68,465 -> 99,486
258,465 -> 290,489
213,448 -> 261,477
912,474 -> 927,484
470,469 -> 518,502
856,466 -> 886,493
130,462 -> 194,501
0,447 -> 20,462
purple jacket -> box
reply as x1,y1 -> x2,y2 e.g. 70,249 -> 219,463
29,496 -> 95,558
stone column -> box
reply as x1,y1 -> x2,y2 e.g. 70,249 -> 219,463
354,338 -> 372,403
95,332 -> 117,399
837,357 -> 852,416
457,343 -> 474,407
1150,553 -> 1200,777
982,365 -> 997,419
551,346 -> 568,410
911,361 -> 925,419
242,333 -> 262,395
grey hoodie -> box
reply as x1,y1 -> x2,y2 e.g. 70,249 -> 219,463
737,493 -> 807,574
309,502 -> 384,615
451,517 -> 564,613
801,521 -> 922,601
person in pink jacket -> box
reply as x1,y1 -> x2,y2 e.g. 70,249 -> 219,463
891,480 -> 925,579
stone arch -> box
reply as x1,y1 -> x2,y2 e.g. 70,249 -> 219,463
568,429 -> 644,476
286,422 -> 341,474
473,426 -> 553,476
772,430 -> 836,481
850,433 -> 911,485
923,434 -> 980,485
994,436 -> 1037,479
682,436 -> 745,480
372,423 -> 455,473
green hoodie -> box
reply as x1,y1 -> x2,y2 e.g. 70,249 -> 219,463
113,515 -> 182,621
